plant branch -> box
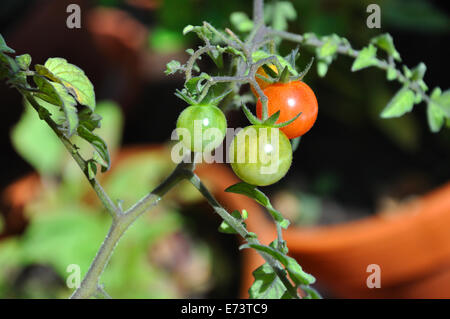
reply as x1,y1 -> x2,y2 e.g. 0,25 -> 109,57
188,172 -> 299,299
70,159 -> 193,299
267,28 -> 434,107
21,90 -> 120,219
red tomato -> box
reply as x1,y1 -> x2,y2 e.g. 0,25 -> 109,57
256,81 -> 318,139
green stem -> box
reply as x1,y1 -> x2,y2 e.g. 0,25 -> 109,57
188,173 -> 299,299
21,91 -> 120,219
70,161 -> 191,299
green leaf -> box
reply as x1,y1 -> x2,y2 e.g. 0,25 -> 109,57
411,62 -> 427,81
43,58 -> 96,111
249,263 -> 286,299
230,12 -> 254,33
317,61 -> 328,77
165,60 -> 182,75
427,100 -> 446,133
87,160 -> 98,180
33,75 -> 63,107
78,108 -> 102,131
380,88 -> 416,118
225,182 -> 289,228
252,51 -> 298,76
386,67 -> 397,81
318,38 -> 338,59
53,82 -> 79,136
15,54 -> 31,70
0,34 -> 14,54
77,125 -> 111,172
0,51 -> 19,73
241,243 -> 316,285
370,33 -> 401,61
183,25 -> 195,35
207,49 -> 223,69
185,73 -> 211,95
351,44 -> 378,71
266,1 -> 297,32
218,210 -> 245,234
434,89 -> 450,116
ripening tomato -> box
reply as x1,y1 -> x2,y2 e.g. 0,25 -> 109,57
251,64 -> 278,97
176,104 -> 227,153
256,81 -> 318,139
229,125 -> 292,186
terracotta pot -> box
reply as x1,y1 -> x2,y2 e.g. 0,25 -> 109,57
243,181 -> 450,298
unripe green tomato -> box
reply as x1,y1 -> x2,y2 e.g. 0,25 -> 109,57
229,125 -> 292,186
176,104 -> 227,153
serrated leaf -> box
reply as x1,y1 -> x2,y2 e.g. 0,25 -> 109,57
318,38 -> 338,59
43,58 -> 96,111
77,125 -> 111,172
230,12 -> 254,33
15,54 -> 31,70
0,34 -> 14,53
249,263 -> 286,299
267,1 -> 297,32
351,44 -> 378,71
225,182 -> 289,227
371,33 -> 401,61
380,88 -> 415,118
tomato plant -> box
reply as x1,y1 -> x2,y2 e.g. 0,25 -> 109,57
0,0 -> 448,301
256,81 -> 318,139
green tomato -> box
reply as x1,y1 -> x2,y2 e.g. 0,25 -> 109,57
230,125 -> 292,186
176,104 -> 227,153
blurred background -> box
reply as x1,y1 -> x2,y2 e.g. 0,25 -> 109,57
0,0 -> 449,298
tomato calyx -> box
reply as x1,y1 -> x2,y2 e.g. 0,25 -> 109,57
255,55 -> 315,87
241,103 -> 302,129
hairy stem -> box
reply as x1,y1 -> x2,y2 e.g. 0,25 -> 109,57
22,91 -> 120,219
70,161 -> 193,298
188,173 -> 299,299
